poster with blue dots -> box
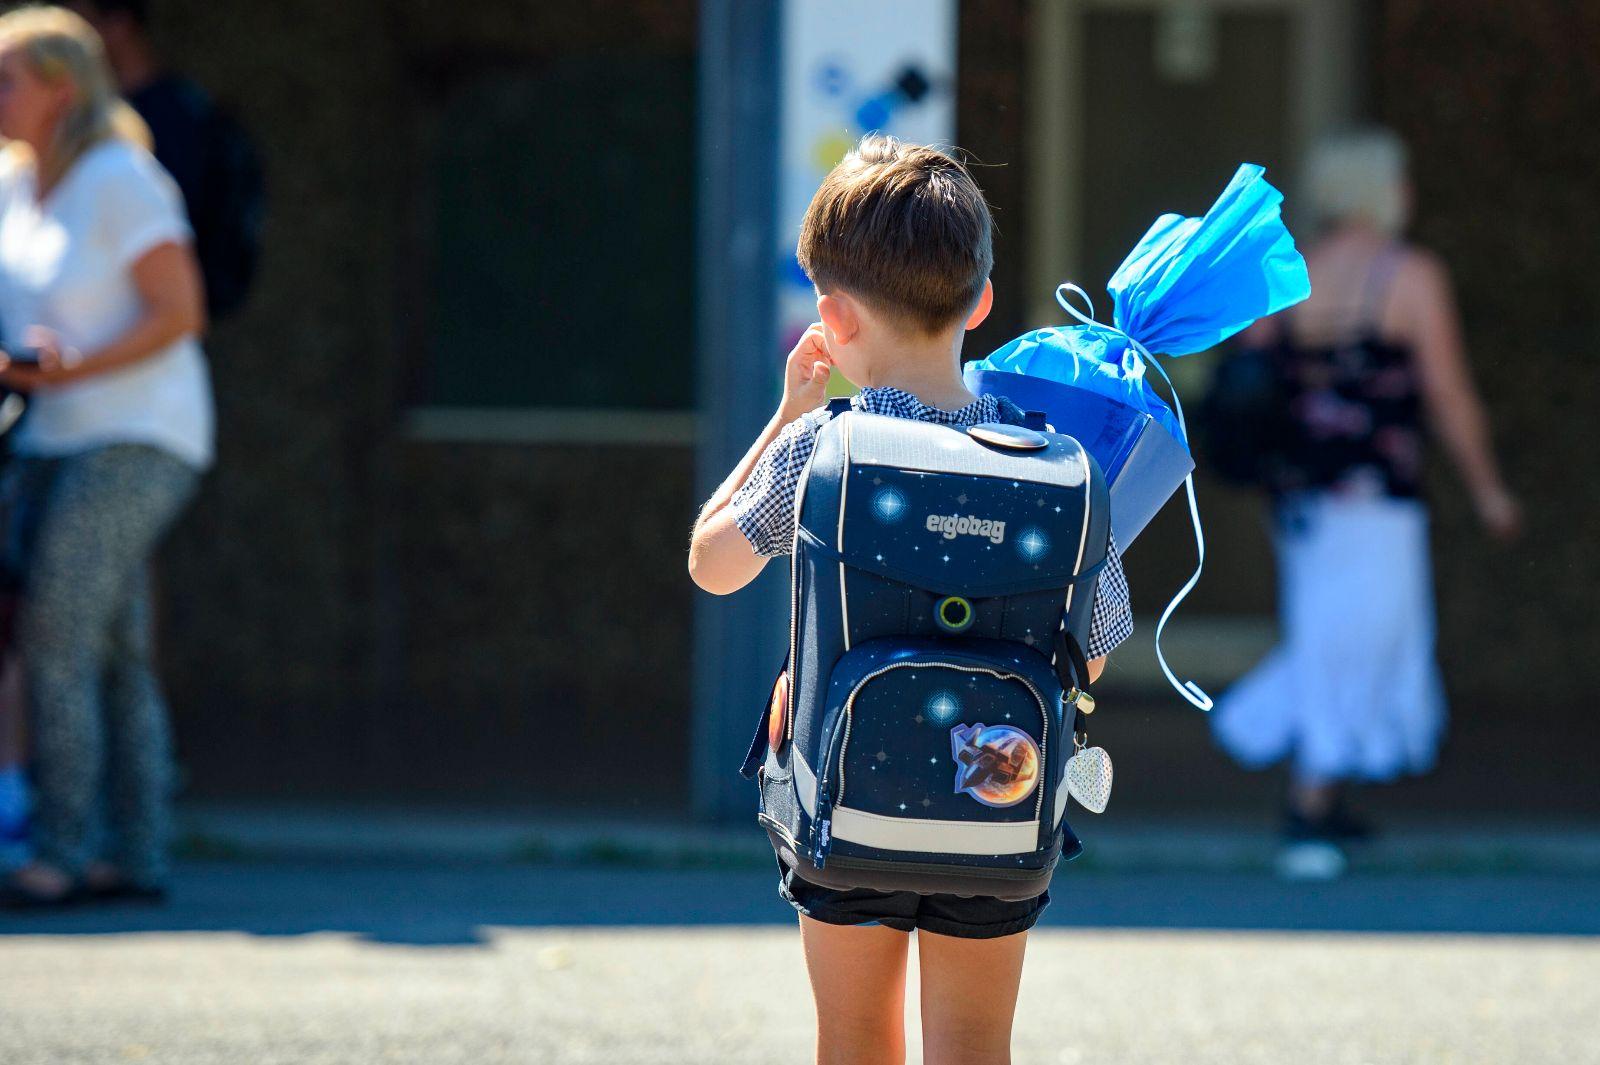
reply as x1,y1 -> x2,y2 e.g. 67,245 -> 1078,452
775,0 -> 957,389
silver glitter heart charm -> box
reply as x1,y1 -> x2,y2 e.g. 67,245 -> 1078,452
1065,745 -> 1113,814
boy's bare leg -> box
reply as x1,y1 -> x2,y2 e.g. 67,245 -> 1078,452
916,928 -> 1028,1065
800,915 -> 910,1065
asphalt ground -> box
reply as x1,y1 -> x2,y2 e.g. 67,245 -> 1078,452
2,860 -> 1597,1064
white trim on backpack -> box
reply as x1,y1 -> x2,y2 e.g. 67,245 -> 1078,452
830,806 -> 1041,856
794,752 -> 820,816
1053,763 -> 1071,827
795,752 -> 1043,855
1062,447 -> 1094,617
1050,446 -> 1096,688
838,413 -> 852,652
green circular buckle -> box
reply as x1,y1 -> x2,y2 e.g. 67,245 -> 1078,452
935,595 -> 974,634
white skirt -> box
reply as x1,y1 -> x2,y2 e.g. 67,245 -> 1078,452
1211,493 -> 1447,782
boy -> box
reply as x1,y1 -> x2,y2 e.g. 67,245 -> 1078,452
688,135 -> 1131,1064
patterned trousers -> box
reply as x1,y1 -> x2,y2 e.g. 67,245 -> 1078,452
3,444 -> 198,885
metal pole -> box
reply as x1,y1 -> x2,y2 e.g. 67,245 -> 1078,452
692,0 -> 786,821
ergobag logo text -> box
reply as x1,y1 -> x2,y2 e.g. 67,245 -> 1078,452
925,512 -> 1007,544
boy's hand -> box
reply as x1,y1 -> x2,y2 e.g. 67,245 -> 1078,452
778,323 -> 832,424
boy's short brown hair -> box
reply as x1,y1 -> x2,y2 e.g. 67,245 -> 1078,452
797,135 -> 993,334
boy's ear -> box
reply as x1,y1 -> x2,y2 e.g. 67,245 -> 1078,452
817,292 -> 858,346
965,279 -> 994,331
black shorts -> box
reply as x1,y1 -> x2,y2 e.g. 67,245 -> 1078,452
776,856 -> 1048,940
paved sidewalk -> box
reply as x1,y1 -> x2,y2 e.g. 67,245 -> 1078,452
175,801 -> 1600,875
2,861 -> 1597,1065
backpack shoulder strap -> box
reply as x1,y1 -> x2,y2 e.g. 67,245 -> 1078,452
826,397 -> 853,417
1053,625 -> 1091,696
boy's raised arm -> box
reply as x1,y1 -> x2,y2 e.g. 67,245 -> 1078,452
688,325 -> 834,596
687,415 -> 787,595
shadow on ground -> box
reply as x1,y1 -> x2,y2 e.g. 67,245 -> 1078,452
2,860 -> 1597,947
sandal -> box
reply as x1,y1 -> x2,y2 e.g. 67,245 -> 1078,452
0,871 -> 90,911
81,863 -> 168,905
85,876 -> 168,905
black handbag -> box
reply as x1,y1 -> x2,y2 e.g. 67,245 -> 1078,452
1199,343 -> 1287,488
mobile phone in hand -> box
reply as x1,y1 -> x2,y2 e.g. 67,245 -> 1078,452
1,347 -> 42,367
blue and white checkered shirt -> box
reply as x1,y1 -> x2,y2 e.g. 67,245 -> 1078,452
729,386 -> 1133,659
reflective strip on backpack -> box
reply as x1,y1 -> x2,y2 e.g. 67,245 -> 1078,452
830,806 -> 1041,856
795,751 -> 1042,856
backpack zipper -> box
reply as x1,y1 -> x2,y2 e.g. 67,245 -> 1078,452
810,717 -> 850,867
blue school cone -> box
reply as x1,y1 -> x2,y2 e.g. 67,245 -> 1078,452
966,163 -> 1312,710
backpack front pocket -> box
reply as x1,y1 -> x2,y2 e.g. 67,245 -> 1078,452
811,640 -> 1057,861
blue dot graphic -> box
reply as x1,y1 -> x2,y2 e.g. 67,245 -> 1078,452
813,59 -> 851,99
1016,527 -> 1051,562
925,690 -> 962,725
855,94 -> 893,130
872,487 -> 908,523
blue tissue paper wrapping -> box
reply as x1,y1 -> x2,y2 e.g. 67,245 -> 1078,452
1107,162 -> 1312,357
965,162 -> 1310,543
972,325 -> 1185,447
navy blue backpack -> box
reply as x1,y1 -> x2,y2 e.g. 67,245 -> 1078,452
742,399 -> 1110,901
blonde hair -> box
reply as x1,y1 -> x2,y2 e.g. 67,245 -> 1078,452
1303,127 -> 1409,237
0,5 -> 149,185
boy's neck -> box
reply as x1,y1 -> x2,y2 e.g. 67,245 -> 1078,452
856,330 -> 978,412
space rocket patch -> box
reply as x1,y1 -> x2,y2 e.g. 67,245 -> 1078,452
949,722 -> 1040,808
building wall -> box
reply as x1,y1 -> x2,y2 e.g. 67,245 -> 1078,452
154,0 -> 400,796
154,0 -> 698,802
1375,1 -> 1599,736
146,0 -> 1596,812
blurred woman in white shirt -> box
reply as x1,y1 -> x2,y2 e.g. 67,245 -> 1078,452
0,5 -> 211,908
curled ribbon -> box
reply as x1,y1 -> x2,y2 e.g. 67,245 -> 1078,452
1054,283 -> 1214,712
